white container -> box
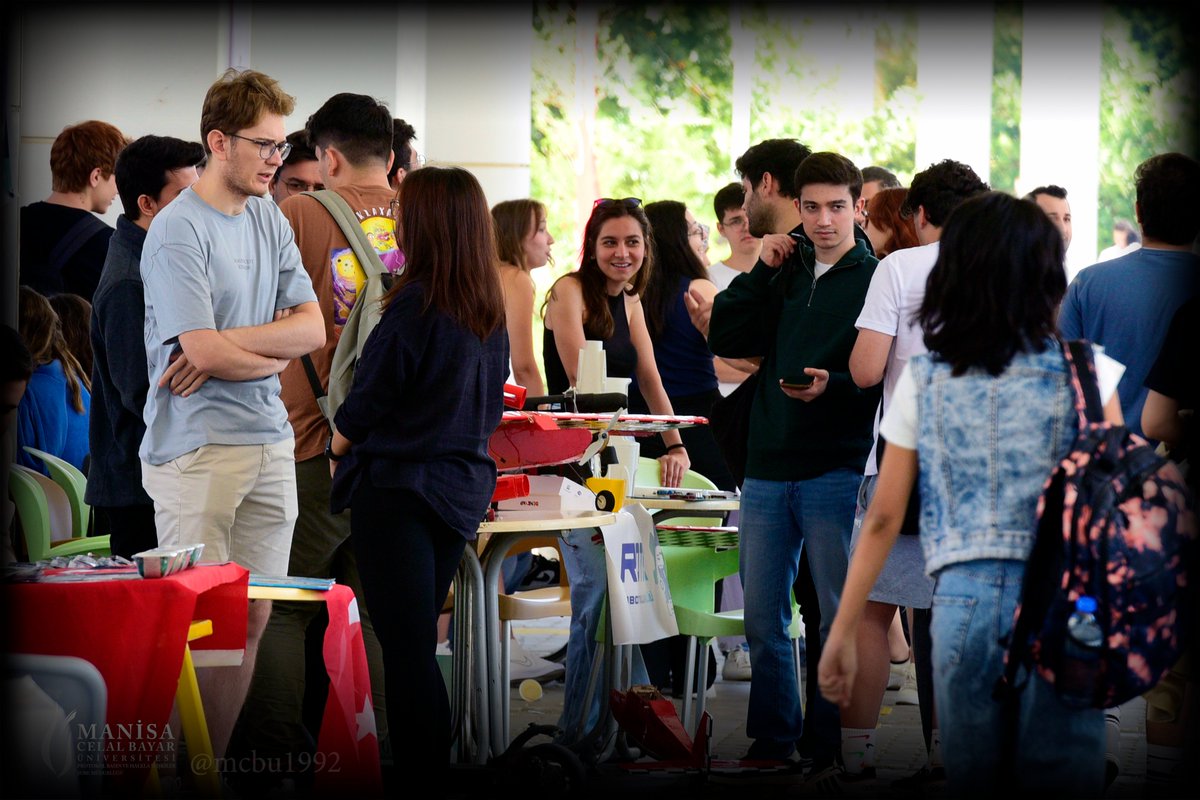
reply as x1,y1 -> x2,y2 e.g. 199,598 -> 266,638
496,475 -> 597,512
605,376 -> 631,397
607,436 -> 640,497
576,340 -> 607,394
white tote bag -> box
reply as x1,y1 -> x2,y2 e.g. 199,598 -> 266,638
601,505 -> 679,645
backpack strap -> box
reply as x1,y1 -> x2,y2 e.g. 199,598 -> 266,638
299,189 -> 395,420
48,213 -> 107,272
1061,338 -> 1106,426
304,189 -> 391,278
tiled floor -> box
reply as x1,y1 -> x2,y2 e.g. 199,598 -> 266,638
499,616 -> 1155,797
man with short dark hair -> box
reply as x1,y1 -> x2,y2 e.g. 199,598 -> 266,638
857,165 -> 901,228
1059,153 -> 1200,437
20,120 -> 129,300
87,135 -> 205,558
702,149 -> 881,780
1025,184 -> 1072,252
241,92 -> 397,769
269,130 -> 323,203
386,117 -> 420,190
709,182 -> 762,398
846,158 -> 988,783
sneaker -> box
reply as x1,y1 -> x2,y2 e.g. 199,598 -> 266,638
509,638 -> 564,683
887,660 -> 908,690
801,761 -> 846,796
742,738 -> 796,763
891,765 -> 946,795
517,554 -> 561,590
895,661 -> 919,705
722,647 -> 752,681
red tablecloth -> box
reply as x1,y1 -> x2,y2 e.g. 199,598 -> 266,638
3,563 -> 248,779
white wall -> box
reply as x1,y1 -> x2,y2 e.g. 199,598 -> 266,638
3,2 -> 533,317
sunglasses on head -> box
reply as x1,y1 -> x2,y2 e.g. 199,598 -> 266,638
593,197 -> 642,210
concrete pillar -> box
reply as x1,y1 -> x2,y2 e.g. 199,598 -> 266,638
424,7 -> 532,206
1018,5 -> 1103,280
914,5 -> 995,181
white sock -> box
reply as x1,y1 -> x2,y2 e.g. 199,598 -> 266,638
841,727 -> 876,773
1146,743 -> 1182,786
1104,706 -> 1122,766
928,728 -> 943,769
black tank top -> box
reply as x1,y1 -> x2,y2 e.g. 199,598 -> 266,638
543,292 -> 638,394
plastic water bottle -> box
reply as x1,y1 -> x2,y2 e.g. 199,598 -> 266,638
1058,595 -> 1103,708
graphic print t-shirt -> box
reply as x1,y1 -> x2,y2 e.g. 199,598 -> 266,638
279,185 -> 403,460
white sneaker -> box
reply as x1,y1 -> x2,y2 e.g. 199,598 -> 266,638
895,661 -> 919,705
887,660 -> 907,690
722,647 -> 752,681
509,638 -> 564,683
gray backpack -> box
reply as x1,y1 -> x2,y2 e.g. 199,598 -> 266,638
299,189 -> 400,423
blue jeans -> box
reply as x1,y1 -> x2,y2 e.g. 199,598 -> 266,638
740,470 -> 859,757
931,560 -> 1104,795
557,527 -> 648,737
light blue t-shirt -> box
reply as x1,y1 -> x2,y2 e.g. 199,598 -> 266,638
1058,246 -> 1198,438
140,187 -> 317,465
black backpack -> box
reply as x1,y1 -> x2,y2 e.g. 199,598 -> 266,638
995,340 -> 1195,770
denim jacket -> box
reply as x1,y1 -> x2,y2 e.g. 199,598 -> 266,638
911,339 -> 1076,575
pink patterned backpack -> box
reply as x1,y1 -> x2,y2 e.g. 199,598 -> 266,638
997,340 -> 1196,713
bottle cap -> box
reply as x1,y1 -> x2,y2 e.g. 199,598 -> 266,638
1075,595 -> 1098,614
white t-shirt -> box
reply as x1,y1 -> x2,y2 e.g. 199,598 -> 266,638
707,260 -> 743,292
880,347 -> 1125,450
854,242 -> 939,475
710,260 -> 751,396
813,259 -> 834,279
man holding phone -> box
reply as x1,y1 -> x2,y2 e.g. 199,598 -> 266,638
695,148 -> 880,785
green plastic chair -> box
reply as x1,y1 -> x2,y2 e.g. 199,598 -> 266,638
9,465 -> 111,562
23,446 -> 91,538
640,460 -> 804,734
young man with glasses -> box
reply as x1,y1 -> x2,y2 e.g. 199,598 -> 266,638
139,68 -> 324,763
269,130 -> 323,204
386,117 -> 421,191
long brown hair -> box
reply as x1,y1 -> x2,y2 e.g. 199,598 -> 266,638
48,294 -> 93,379
385,167 -> 504,339
867,187 -> 920,257
492,199 -> 547,271
545,200 -> 654,340
19,286 -> 89,413
643,201 -> 707,337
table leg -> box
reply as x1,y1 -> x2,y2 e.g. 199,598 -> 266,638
176,620 -> 221,797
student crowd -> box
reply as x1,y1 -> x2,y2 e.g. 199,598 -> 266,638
6,66 -> 1196,797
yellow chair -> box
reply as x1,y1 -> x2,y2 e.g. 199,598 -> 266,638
9,465 -> 111,561
23,447 -> 92,538
495,536 -> 570,747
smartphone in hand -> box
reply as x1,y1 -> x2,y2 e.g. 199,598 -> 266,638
780,374 -> 814,390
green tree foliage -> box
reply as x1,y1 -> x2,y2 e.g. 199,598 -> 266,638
1098,4 -> 1198,248
990,2 -> 1022,194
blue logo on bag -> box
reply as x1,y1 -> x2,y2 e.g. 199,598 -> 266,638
621,542 -> 645,583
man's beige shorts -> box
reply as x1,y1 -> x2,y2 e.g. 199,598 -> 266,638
142,439 -> 298,576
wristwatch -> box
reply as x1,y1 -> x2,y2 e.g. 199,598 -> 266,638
325,435 -> 343,462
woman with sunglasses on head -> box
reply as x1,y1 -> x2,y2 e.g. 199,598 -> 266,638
863,187 -> 920,259
326,167 -> 508,773
543,196 -> 690,485
542,196 -> 689,739
493,198 -> 554,396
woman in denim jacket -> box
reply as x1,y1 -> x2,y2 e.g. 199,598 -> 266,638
818,192 -> 1124,796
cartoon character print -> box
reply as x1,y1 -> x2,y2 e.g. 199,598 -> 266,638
330,213 -> 398,327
